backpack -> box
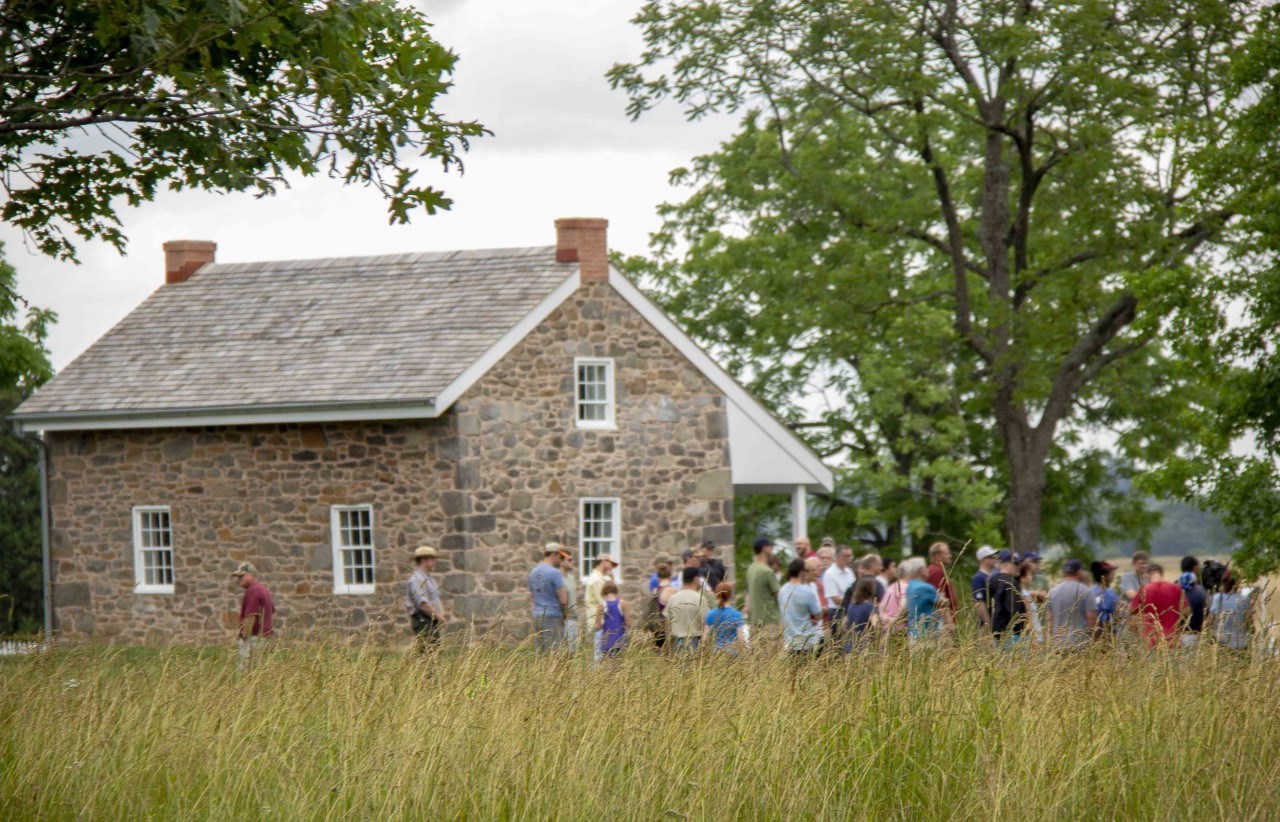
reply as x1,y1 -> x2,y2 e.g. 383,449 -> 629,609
641,589 -> 667,634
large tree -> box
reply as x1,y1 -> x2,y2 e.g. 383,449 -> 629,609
1,0 -> 483,261
0,246 -> 53,634
1155,4 -> 1280,577
611,0 -> 1252,552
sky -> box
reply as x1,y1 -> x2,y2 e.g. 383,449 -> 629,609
5,1 -> 735,370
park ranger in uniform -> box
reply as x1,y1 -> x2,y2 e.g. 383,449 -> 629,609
406,545 -> 443,651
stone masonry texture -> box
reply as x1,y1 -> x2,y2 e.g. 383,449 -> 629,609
46,281 -> 733,644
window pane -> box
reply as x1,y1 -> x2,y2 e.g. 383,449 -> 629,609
337,509 -> 374,588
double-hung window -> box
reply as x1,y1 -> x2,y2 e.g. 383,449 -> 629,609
331,505 -> 375,595
574,357 -> 615,428
132,506 -> 174,594
579,498 -> 621,579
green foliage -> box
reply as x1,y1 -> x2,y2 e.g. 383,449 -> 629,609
0,246 -> 54,634
612,0 -> 1256,552
0,0 -> 484,260
1142,5 -> 1280,578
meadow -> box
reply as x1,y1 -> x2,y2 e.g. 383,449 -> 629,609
1,639 -> 1278,821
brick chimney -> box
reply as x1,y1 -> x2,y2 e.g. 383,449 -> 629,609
554,218 -> 608,283
163,240 -> 216,284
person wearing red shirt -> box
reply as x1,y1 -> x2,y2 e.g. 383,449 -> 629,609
233,562 -> 275,669
925,542 -> 957,617
1129,563 -> 1188,648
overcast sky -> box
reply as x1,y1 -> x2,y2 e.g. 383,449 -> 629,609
5,1 -> 734,370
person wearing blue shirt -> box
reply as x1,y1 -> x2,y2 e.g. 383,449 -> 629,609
1089,560 -> 1121,639
527,545 -> 568,653
705,581 -> 745,651
778,558 -> 823,654
1209,574 -> 1250,651
901,556 -> 951,642
972,546 -> 998,630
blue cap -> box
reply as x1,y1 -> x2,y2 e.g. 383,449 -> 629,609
752,537 -> 775,552
997,550 -> 1014,563
1021,551 -> 1042,563
1063,558 -> 1085,574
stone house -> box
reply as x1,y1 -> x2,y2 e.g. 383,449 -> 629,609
14,218 -> 832,644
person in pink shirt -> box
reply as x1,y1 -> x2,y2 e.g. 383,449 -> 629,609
233,562 -> 275,670
880,557 -> 911,636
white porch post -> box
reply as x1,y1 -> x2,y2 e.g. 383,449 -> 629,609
791,485 -> 808,541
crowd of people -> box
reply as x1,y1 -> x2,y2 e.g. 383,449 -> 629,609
392,537 -> 1260,659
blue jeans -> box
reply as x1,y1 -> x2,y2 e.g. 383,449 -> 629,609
532,614 -> 563,653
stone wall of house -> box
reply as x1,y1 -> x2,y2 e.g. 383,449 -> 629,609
442,280 -> 733,637
46,279 -> 733,644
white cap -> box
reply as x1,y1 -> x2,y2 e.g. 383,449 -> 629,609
976,546 -> 998,560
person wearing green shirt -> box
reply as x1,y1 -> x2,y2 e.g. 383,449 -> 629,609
745,537 -> 781,627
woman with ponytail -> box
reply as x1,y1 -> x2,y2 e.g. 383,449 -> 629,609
705,581 -> 745,652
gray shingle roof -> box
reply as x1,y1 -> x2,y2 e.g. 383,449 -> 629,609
17,245 -> 574,417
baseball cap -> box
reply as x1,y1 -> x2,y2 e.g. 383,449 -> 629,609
976,546 -> 998,561
1021,551 -> 1042,563
1063,558 -> 1084,574
701,540 -> 716,550
752,537 -> 775,552
681,548 -> 696,561
1099,560 -> 1117,572
997,550 -> 1014,563
231,562 -> 257,577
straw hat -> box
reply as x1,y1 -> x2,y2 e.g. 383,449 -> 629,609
412,545 -> 439,559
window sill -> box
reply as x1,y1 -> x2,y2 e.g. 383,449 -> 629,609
333,586 -> 376,596
575,422 -> 617,431
135,586 -> 174,595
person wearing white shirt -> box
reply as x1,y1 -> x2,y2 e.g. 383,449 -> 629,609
822,545 -> 856,619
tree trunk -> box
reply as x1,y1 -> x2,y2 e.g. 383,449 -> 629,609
995,392 -> 1052,555
1005,447 -> 1047,555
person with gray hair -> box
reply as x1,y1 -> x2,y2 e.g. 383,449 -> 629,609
904,555 -> 953,642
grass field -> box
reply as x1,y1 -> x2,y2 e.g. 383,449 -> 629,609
1,640 -> 1278,820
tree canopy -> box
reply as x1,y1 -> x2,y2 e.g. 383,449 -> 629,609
611,0 -> 1259,554
0,0 -> 483,260
0,246 -> 53,633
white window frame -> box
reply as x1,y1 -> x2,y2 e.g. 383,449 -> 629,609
579,497 -> 622,581
574,357 -> 616,429
132,505 -> 174,595
331,504 -> 376,595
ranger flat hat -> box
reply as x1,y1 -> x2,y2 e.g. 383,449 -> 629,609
413,545 -> 439,559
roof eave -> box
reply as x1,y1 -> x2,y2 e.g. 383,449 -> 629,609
12,398 -> 440,433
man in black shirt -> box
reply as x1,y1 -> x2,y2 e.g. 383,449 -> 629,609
1180,555 -> 1207,648
985,550 -> 1027,646
702,540 -> 727,590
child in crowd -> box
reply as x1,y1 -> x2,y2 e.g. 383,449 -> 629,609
706,581 -> 745,652
595,581 -> 629,657
842,578 -> 880,653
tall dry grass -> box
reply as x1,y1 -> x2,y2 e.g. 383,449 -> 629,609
1,638 -> 1278,820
